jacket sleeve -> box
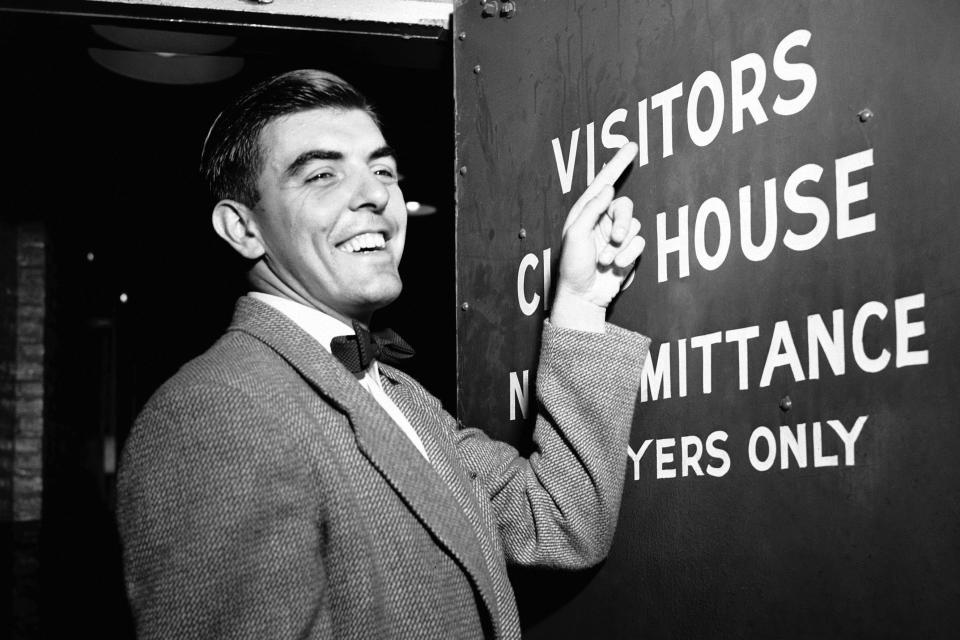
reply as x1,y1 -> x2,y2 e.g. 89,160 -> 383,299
452,320 -> 650,569
117,381 -> 332,640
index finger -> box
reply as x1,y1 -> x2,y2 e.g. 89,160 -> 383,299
576,141 -> 638,206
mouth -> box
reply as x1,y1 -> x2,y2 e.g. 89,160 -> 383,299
336,231 -> 388,254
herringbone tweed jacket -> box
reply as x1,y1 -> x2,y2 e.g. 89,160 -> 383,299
118,296 -> 649,639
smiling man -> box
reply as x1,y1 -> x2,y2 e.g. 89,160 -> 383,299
220,106 -> 407,324
117,70 -> 650,640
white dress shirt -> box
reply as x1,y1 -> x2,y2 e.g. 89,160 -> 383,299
249,292 -> 430,461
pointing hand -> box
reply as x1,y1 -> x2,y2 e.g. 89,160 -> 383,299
551,142 -> 644,331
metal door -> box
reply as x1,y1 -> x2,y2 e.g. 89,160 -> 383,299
454,1 -> 960,636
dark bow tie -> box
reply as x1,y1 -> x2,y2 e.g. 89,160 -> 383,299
330,321 -> 415,378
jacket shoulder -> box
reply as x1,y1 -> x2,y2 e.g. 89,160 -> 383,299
126,329 -> 313,465
158,329 -> 288,395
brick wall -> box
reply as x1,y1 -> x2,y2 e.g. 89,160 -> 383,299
14,224 -> 45,523
0,219 -> 15,521
1,220 -> 47,639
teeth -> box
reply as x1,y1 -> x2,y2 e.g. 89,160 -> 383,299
339,232 -> 386,253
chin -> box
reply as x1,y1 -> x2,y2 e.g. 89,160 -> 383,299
356,277 -> 403,314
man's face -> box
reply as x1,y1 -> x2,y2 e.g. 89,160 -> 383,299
252,107 -> 407,322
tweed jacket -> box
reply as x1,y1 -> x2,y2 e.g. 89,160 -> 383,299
118,296 -> 649,639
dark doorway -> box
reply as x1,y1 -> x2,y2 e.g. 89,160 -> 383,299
1,10 -> 454,638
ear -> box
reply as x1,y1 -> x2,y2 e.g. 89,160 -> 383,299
211,199 -> 266,260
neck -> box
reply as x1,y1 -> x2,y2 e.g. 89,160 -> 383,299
247,264 -> 372,328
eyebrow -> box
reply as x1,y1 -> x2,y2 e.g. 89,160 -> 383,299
283,145 -> 398,179
369,145 -> 397,162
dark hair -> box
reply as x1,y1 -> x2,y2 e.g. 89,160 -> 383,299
200,69 -> 378,207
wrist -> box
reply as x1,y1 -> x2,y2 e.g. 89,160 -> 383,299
550,286 -> 607,333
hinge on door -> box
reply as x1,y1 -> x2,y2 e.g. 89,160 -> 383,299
480,1 -> 517,20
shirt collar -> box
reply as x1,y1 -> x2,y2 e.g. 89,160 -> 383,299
249,291 -> 354,353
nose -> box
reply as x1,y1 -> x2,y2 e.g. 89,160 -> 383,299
349,169 -> 390,212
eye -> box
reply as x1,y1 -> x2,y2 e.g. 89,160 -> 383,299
372,164 -> 399,184
305,169 -> 336,184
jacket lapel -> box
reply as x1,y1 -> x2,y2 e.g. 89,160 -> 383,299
377,365 -> 491,551
378,367 -> 509,633
227,297 -> 500,631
